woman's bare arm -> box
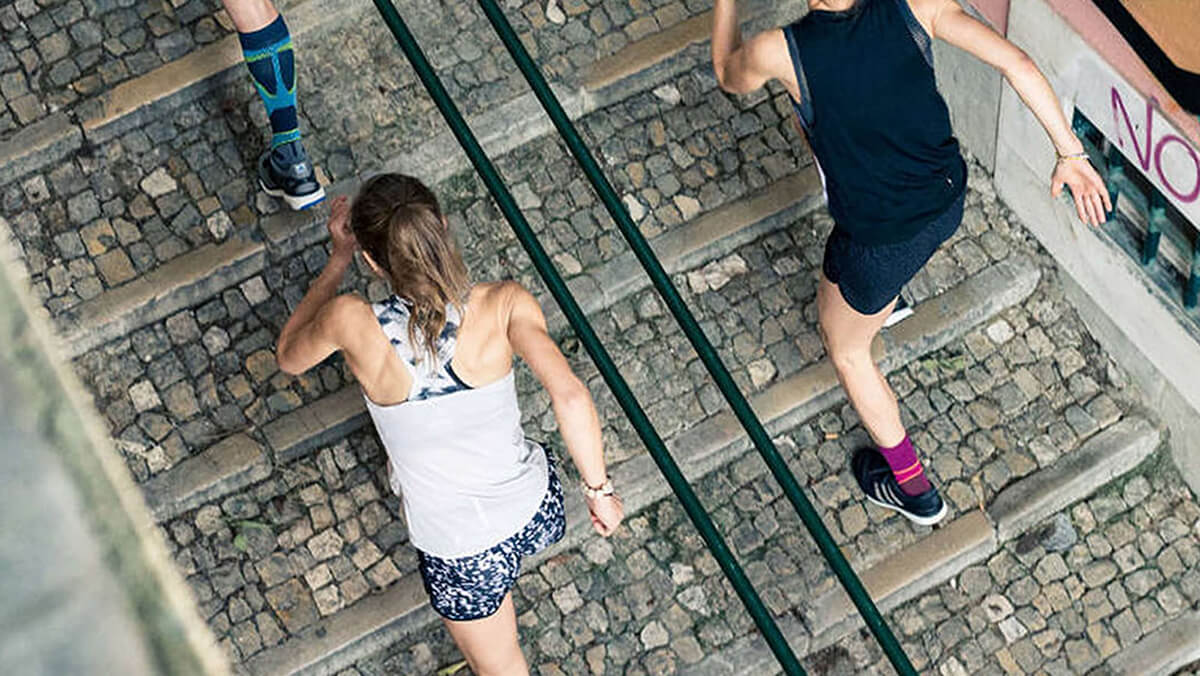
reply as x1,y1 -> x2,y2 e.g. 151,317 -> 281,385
505,283 -> 622,536
711,0 -> 796,96
929,0 -> 1111,226
276,196 -> 365,374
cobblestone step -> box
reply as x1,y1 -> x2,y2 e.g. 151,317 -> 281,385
683,416 -> 1165,674
239,250 -> 1041,675
143,432 -> 271,523
11,0 -> 801,358
126,167 -> 822,564
1105,609 -> 1200,676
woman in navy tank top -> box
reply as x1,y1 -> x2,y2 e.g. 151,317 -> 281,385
712,0 -> 1111,524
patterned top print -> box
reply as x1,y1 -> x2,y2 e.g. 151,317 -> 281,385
372,296 -> 470,401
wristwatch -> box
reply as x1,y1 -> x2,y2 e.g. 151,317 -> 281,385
581,477 -> 615,499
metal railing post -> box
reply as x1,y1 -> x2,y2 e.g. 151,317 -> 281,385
471,2 -> 917,673
368,0 -> 806,671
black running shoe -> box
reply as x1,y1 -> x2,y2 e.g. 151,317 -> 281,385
258,141 -> 325,211
883,295 -> 914,328
851,447 -> 948,526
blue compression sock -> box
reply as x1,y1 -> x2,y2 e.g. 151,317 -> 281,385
238,15 -> 301,149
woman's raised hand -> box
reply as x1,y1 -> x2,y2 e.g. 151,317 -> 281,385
327,195 -> 357,258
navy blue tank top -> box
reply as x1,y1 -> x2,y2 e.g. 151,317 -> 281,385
784,0 -> 967,245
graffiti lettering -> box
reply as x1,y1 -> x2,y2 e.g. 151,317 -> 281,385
1154,135 -> 1200,202
1111,87 -> 1200,204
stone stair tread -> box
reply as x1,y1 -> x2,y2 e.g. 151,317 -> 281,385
235,249 -> 1041,676
83,0 -> 357,139
59,237 -> 265,359
1105,608 -> 1200,676
0,112 -> 82,187
583,11 -> 717,91
989,415 -> 1164,542
137,169 -> 821,530
42,0 -> 805,365
685,415 -> 1164,672
143,432 -> 270,523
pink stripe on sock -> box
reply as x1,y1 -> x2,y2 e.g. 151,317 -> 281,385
878,435 -> 932,496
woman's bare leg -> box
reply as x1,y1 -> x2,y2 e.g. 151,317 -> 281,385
221,0 -> 278,33
817,273 -> 906,446
442,593 -> 529,676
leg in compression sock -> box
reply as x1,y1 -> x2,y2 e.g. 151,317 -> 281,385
238,14 -> 300,149
877,435 -> 932,496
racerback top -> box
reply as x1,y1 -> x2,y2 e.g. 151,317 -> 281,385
363,295 -> 549,559
783,0 -> 967,245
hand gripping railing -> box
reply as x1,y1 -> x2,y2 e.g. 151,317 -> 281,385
471,1 -> 918,673
369,0 -> 805,671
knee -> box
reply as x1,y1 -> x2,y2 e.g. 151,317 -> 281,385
827,342 -> 874,375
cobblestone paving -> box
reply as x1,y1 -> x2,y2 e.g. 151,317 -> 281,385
0,0 -> 736,318
0,0 -> 710,140
811,455 -> 1200,676
162,427 -> 417,663
142,159 -> 1193,672
5,44 -> 804,325
71,76 -> 808,483
0,0 -> 233,136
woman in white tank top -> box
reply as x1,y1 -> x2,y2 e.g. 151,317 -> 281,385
276,174 -> 624,674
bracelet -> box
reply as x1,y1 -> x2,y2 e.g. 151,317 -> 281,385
1057,151 -> 1089,162
581,477 -> 615,499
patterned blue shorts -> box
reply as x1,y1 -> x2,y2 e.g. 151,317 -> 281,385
417,454 -> 566,621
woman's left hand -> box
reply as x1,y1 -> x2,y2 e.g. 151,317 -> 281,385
587,493 -> 624,537
1051,157 -> 1112,228
327,195 -> 357,259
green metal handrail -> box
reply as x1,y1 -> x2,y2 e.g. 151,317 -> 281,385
369,0 -> 804,671
473,1 -> 916,673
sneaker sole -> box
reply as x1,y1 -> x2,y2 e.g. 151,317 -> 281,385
883,305 -> 914,328
862,492 -> 949,527
259,180 -> 327,211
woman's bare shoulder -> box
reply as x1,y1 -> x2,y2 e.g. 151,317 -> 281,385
320,293 -> 378,338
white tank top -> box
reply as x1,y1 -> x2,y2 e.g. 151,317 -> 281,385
363,296 -> 549,558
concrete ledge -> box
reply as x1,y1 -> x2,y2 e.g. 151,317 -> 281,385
142,433 -> 270,523
988,416 -> 1162,542
245,571 -> 435,676
0,113 -> 82,187
809,511 -> 997,646
584,12 -> 715,91
59,237 -> 265,359
262,386 -> 369,464
1106,609 -> 1200,676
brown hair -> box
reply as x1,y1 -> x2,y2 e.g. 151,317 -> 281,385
351,174 -> 471,362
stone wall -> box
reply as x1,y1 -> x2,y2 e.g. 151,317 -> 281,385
0,234 -> 226,673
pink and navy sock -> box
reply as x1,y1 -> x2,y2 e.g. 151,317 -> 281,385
238,15 -> 301,149
878,435 -> 932,496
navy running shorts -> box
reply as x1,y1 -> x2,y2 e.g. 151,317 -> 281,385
822,186 -> 967,315
416,449 -> 565,621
